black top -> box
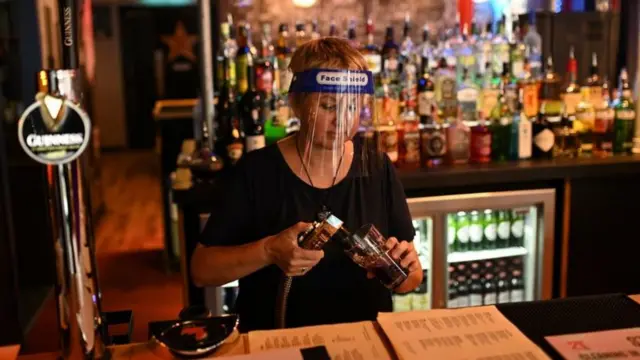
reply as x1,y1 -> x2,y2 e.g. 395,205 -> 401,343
199,140 -> 415,332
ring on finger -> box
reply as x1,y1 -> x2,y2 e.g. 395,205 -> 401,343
300,267 -> 307,273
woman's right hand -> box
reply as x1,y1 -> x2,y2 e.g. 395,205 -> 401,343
264,222 -> 324,276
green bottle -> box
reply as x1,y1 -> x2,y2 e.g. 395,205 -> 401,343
483,209 -> 497,249
510,210 -> 525,247
468,211 -> 483,251
496,210 -> 511,249
455,211 -> 470,252
613,69 -> 636,154
447,214 -> 457,253
490,66 -> 513,162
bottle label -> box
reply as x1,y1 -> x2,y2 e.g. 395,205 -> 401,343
364,54 -> 382,74
457,88 -> 478,103
469,224 -> 483,243
616,109 -> 636,120
256,66 -> 273,95
274,105 -> 290,127
470,294 -> 483,307
380,129 -> 399,162
511,289 -> 524,303
534,128 -> 555,152
449,126 -> 470,160
511,219 -> 524,238
403,131 -> 421,164
500,117 -> 510,126
589,86 -> 603,106
457,295 -> 470,307
484,293 -> 496,305
484,224 -> 497,241
561,93 -> 582,115
512,60 -> 524,79
278,57 -> 292,92
457,226 -> 469,243
498,221 -> 510,240
576,110 -> 596,128
421,130 -> 447,157
246,135 -> 265,152
439,77 -> 457,103
418,91 -> 435,116
498,291 -> 510,304
471,132 -> 491,156
227,61 -> 237,87
518,118 -> 532,159
523,84 -> 540,117
384,56 -> 399,74
595,109 -> 614,133
236,56 -> 249,94
481,89 -> 499,119
227,142 -> 244,164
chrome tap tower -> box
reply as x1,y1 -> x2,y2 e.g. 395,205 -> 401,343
17,0 -> 108,358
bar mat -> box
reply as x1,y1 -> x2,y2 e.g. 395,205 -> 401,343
496,293 -> 640,359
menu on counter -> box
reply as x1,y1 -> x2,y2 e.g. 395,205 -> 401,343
248,321 -> 393,360
218,345 -> 330,360
545,327 -> 640,360
377,306 -> 551,360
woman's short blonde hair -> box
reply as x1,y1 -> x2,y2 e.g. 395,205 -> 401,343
288,37 -> 368,114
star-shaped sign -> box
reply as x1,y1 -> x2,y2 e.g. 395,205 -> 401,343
161,21 -> 197,62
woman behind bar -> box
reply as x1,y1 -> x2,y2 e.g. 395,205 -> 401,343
192,37 -> 423,331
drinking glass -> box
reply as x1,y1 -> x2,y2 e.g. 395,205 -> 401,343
341,224 -> 409,289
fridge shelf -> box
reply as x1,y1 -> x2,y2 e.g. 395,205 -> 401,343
448,247 -> 528,263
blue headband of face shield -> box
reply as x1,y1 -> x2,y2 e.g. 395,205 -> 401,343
288,68 -> 375,95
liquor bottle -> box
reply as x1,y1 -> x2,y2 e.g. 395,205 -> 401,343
516,88 -> 533,159
479,62 -> 499,120
593,78 -> 615,157
310,20 -> 320,40
357,98 -> 376,150
489,78 -> 512,162
455,211 -> 470,252
399,101 -> 420,169
587,53 -> 603,107
420,116 -> 447,168
561,47 -> 581,117
223,102 -> 245,166
447,214 -> 457,253
216,22 -> 237,93
469,273 -> 484,307
446,114 -> 470,164
328,20 -> 337,37
483,209 -> 497,250
275,24 -> 292,95
522,51 -> 540,120
523,13 -> 542,75
496,210 -> 511,249
448,267 -> 459,308
510,20 -> 526,80
497,271 -> 510,304
416,25 -> 433,75
378,84 -> 399,163
458,67 -> 479,122
400,16 -> 417,105
456,24 -> 476,83
236,24 -> 252,96
381,26 -> 400,86
510,270 -> 525,303
501,62 -> 517,112
613,69 -> 635,154
240,56 -> 265,152
436,58 -> 458,120
468,210 -> 483,251
246,24 -> 258,56
256,24 -> 275,98
361,19 -> 382,84
456,275 -> 470,308
346,18 -> 358,48
294,21 -> 307,48
510,210 -> 525,247
418,63 -> 435,121
476,23 -> 493,77
554,112 -> 580,158
400,13 -> 415,64
483,273 -> 497,305
534,57 -> 561,159
491,17 -> 510,76
575,85 -> 596,155
470,117 -> 491,163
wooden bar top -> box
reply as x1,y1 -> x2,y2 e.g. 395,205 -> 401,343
14,295 -> 640,359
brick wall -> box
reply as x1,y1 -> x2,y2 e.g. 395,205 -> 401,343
222,0 -> 457,46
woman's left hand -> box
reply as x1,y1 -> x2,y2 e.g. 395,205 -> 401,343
366,237 -> 421,278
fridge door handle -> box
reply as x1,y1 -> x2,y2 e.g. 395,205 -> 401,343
431,213 -> 448,309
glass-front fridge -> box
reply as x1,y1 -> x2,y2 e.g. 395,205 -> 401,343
392,189 -> 555,311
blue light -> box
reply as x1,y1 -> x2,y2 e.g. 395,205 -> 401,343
140,0 -> 195,6
554,0 -> 562,12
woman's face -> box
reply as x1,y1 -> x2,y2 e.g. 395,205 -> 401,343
297,93 -> 362,150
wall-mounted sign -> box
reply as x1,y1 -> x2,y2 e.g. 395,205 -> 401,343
17,93 -> 91,165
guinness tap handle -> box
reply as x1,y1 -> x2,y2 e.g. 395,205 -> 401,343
58,0 -> 78,69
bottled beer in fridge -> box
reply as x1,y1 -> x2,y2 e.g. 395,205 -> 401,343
468,210 -> 483,251
510,210 -> 525,247
469,273 -> 484,306
483,209 -> 497,249
455,211 -> 470,252
447,214 -> 457,253
448,266 -> 459,308
483,273 -> 497,305
497,271 -> 510,303
496,210 -> 511,248
510,269 -> 525,303
456,275 -> 470,308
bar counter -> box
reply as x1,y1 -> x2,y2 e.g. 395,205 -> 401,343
12,293 -> 640,359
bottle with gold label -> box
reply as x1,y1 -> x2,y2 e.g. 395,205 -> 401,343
479,62 -> 499,120
575,86 -> 596,156
593,78 -> 614,157
435,58 -> 458,120
377,84 -> 400,164
613,69 -> 636,154
216,22 -> 237,93
534,56 -> 562,159
561,47 -> 581,117
236,24 -> 251,96
521,47 -> 540,120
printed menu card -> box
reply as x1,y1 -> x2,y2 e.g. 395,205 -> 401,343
546,327 -> 640,360
377,306 -> 551,360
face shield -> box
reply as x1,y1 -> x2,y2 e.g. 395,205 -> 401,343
288,68 -> 379,179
